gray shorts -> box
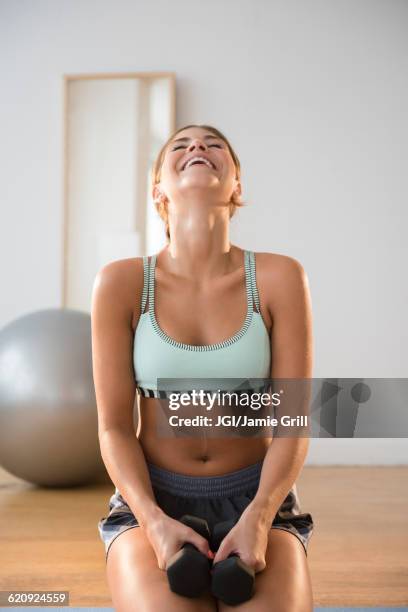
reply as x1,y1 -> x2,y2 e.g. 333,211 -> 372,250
98,460 -> 314,562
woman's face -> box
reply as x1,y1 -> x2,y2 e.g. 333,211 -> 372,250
154,127 -> 240,206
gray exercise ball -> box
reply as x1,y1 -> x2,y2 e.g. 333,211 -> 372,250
0,308 -> 108,487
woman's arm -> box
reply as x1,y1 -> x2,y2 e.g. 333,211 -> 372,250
213,254 -> 313,569
91,260 -> 163,528
249,255 -> 313,523
92,260 -> 213,567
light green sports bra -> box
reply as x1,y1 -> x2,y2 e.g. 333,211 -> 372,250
133,250 -> 271,398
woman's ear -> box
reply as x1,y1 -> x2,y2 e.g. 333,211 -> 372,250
153,185 -> 168,204
233,182 -> 242,200
153,185 -> 161,202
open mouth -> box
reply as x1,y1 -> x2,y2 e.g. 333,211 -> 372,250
182,157 -> 217,171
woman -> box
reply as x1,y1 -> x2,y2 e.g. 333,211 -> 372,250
93,124 -> 314,611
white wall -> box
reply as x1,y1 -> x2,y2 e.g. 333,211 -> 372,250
1,0 -> 407,464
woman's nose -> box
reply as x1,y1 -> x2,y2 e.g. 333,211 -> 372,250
188,139 -> 207,152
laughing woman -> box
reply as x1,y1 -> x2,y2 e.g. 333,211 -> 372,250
92,124 -> 314,611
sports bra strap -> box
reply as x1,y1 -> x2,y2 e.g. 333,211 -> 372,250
140,256 -> 150,315
148,254 -> 157,312
248,251 -> 260,313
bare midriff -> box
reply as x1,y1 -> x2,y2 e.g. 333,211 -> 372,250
137,396 -> 272,476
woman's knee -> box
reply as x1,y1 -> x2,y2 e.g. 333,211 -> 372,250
106,526 -> 217,612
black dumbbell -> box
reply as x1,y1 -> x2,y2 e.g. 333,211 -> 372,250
166,515 -> 212,598
210,519 -> 255,606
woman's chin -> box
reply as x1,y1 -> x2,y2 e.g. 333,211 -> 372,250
178,177 -> 221,191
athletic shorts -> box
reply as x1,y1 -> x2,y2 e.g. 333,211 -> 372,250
98,460 -> 314,562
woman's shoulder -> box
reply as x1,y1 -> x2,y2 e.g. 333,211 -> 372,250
94,256 -> 144,287
251,250 -> 307,276
250,251 -> 310,308
92,257 -> 145,319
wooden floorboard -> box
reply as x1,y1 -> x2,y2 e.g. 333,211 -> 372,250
0,465 -> 407,607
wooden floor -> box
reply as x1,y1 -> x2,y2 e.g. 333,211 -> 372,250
0,465 -> 407,608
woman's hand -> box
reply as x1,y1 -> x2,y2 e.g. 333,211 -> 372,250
212,504 -> 270,573
144,511 -> 214,570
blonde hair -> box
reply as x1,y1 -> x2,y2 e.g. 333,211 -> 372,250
151,124 -> 246,241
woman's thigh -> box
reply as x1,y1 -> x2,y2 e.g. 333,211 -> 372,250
106,526 -> 217,612
218,528 -> 313,612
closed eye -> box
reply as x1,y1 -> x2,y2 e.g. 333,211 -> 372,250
171,143 -> 223,151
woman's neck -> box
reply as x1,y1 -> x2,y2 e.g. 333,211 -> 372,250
163,205 -> 234,279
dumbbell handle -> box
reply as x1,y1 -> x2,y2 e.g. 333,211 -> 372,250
213,552 -> 254,572
182,542 -> 203,553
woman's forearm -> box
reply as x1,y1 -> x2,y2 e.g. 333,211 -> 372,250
99,428 -> 164,528
248,436 -> 310,524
